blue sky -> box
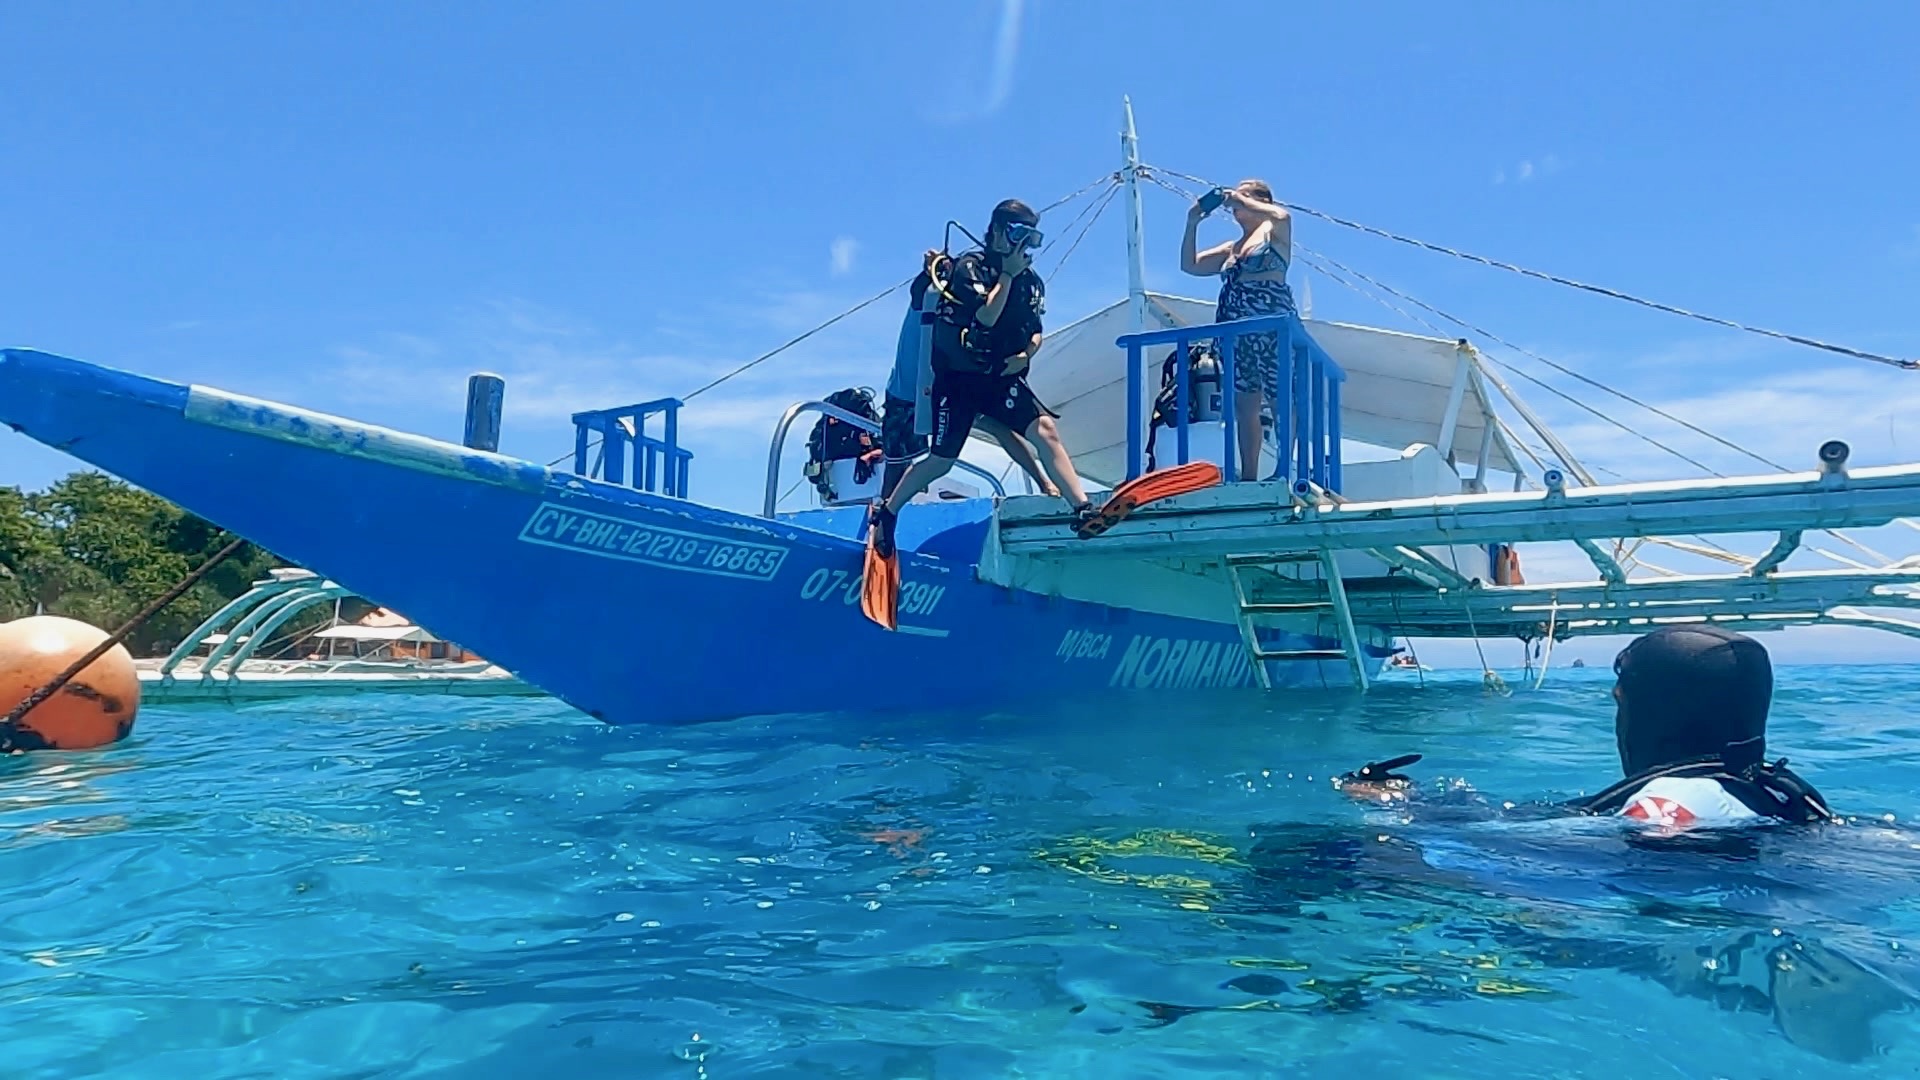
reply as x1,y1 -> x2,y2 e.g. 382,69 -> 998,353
4,2 -> 1917,665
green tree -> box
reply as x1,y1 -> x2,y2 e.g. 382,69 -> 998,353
2,471 -> 282,654
0,486 -> 57,621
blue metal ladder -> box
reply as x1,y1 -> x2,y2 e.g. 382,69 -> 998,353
1225,551 -> 1371,690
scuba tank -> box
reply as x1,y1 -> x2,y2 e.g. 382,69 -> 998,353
804,387 -> 882,503
1187,348 -> 1223,423
1145,345 -> 1225,468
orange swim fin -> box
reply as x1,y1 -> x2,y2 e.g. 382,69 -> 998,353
1073,461 -> 1223,540
860,506 -> 900,631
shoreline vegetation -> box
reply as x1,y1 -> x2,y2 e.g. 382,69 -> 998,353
0,471 -> 292,657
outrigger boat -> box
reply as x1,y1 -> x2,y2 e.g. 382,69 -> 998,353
136,568 -> 539,702
4,101 -> 1918,726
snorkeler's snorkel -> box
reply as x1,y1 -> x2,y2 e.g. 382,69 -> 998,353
1332,753 -> 1423,802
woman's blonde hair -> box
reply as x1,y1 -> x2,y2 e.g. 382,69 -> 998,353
1236,179 -> 1274,203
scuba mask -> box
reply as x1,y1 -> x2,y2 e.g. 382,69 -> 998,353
1003,222 -> 1043,250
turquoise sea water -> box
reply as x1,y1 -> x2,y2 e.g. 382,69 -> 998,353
6,664 -> 1920,1078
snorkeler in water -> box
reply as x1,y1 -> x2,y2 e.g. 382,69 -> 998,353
1038,626 -> 1908,1060
1336,624 -> 1838,828
1229,625 -> 1900,1060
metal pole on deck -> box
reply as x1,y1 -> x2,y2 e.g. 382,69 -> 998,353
1120,98 -> 1150,480
1120,97 -> 1148,336
463,373 -> 505,452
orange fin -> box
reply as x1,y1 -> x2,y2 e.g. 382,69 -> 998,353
860,532 -> 899,631
1074,461 -> 1223,539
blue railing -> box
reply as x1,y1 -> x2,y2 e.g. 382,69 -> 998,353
1115,312 -> 1346,488
571,398 -> 694,497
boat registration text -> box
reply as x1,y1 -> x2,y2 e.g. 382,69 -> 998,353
517,504 -> 788,581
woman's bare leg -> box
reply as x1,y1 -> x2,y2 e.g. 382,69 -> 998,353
1235,389 -> 1265,481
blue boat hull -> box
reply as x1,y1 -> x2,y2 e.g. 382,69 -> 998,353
0,348 -> 1383,726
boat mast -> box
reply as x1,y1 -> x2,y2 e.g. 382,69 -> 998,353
1120,96 -> 1148,334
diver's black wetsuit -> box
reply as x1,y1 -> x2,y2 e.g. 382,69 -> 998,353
1213,626 -> 1882,1059
1341,625 -> 1837,828
924,250 -> 1054,460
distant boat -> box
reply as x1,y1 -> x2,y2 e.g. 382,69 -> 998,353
135,568 -> 540,702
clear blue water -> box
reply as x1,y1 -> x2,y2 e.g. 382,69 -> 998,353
7,664 -> 1920,1078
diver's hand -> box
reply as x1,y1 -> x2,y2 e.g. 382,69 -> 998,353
1002,244 -> 1032,277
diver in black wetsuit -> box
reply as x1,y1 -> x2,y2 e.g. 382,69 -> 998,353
1336,624 -> 1837,827
1570,623 -> 1838,824
869,199 -> 1095,555
1212,625 -> 1901,1061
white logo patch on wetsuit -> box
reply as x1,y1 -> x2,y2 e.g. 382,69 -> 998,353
1618,776 -> 1762,828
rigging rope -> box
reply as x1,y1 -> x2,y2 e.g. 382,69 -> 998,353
4,536 -> 249,738
1290,247 -> 1721,475
1294,245 -> 1781,474
679,172 -> 1120,404
1040,173 -> 1122,215
1282,230 -> 1894,568
680,277 -> 914,403
1142,165 -> 1917,372
1145,167 -> 1714,490
1046,182 -> 1123,282
1501,423 -> 1748,566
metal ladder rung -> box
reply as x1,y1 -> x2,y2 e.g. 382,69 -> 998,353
1241,600 -> 1333,613
1226,548 -> 1373,692
1227,552 -> 1321,566
1252,648 -> 1349,661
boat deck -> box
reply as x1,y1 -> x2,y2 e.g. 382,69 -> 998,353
992,454 -> 1920,647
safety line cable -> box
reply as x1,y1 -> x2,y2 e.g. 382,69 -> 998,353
1142,164 -> 1917,372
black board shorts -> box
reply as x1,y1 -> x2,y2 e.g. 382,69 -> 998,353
928,370 -> 1057,459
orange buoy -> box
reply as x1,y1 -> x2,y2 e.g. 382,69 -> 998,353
0,616 -> 141,751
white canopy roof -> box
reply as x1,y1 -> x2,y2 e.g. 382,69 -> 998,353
1012,293 -> 1526,487
313,624 -> 439,643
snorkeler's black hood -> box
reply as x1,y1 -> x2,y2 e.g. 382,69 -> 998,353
1614,625 -> 1771,776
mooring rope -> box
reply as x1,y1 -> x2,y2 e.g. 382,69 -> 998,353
2,536 -> 249,743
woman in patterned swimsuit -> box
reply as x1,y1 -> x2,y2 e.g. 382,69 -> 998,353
1180,178 -> 1297,482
